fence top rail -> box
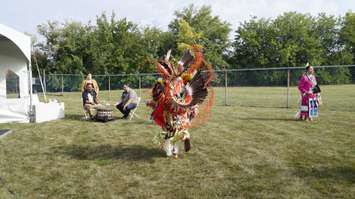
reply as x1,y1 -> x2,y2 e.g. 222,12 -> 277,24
47,73 -> 161,77
219,65 -> 355,72
46,65 -> 355,77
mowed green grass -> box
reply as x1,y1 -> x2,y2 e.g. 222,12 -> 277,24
0,85 -> 354,199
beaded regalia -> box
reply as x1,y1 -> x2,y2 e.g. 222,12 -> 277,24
147,46 -> 214,158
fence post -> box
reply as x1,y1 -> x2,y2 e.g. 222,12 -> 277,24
61,74 -> 64,96
108,75 -> 111,101
224,70 -> 228,106
286,69 -> 290,108
139,74 -> 142,97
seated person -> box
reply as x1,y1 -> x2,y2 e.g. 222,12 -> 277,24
81,73 -> 99,95
116,85 -> 138,119
82,84 -> 99,118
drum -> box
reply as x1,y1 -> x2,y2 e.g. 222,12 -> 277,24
96,106 -> 113,122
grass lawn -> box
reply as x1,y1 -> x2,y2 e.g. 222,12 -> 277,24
0,85 -> 354,198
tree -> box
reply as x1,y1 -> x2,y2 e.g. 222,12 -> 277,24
169,5 -> 231,69
230,12 -> 355,85
340,12 -> 355,83
33,9 -> 354,88
340,12 -> 355,62
37,21 -> 91,74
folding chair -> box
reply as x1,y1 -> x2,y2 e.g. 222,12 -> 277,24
83,108 -> 90,120
82,98 -> 90,120
81,97 -> 91,120
129,97 -> 141,120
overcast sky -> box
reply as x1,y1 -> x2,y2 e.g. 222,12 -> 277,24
1,0 -> 354,37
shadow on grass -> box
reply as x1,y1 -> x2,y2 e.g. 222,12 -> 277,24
239,105 -> 290,109
236,117 -> 297,122
64,113 -> 119,123
64,113 -> 83,121
293,166 -> 355,184
128,119 -> 155,125
53,144 -> 164,162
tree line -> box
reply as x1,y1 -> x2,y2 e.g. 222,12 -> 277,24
32,4 -> 355,87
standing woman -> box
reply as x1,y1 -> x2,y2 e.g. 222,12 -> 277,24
298,64 -> 321,121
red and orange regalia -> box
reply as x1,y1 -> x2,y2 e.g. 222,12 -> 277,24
147,46 -> 214,158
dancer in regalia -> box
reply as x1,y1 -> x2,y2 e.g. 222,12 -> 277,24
146,46 -> 214,158
297,64 -> 321,121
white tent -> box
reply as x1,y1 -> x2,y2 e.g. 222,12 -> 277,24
0,24 -> 64,123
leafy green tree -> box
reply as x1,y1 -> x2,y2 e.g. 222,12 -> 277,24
231,12 -> 353,85
169,5 -> 231,69
32,7 -> 355,88
140,27 -> 175,72
340,12 -> 355,62
339,12 -> 355,83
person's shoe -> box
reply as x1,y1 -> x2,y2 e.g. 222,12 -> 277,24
300,115 -> 306,121
184,138 -> 191,152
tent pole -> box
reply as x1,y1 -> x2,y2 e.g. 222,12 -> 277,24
28,62 -> 35,123
34,55 -> 47,102
43,69 -> 46,93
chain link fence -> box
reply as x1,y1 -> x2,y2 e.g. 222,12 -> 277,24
35,65 -> 355,109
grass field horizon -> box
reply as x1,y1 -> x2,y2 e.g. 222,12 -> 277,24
0,85 -> 354,198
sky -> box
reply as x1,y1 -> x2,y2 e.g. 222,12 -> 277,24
1,0 -> 354,38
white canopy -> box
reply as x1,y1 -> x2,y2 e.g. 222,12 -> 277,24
0,24 -> 31,62
0,24 -> 64,123
0,24 -> 31,99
